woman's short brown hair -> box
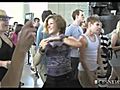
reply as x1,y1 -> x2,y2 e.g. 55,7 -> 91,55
43,14 -> 66,34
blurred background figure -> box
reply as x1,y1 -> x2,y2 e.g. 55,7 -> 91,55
33,17 -> 40,30
9,24 -> 23,46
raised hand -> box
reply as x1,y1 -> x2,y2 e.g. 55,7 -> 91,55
17,20 -> 36,52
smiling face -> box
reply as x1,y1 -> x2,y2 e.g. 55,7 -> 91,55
47,18 -> 59,35
44,15 -> 66,36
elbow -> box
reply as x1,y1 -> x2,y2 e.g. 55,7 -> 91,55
75,42 -> 82,48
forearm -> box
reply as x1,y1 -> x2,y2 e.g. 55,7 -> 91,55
33,48 -> 45,66
63,37 -> 82,48
1,45 -> 26,88
112,46 -> 120,51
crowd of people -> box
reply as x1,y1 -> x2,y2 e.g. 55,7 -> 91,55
0,7 -> 120,88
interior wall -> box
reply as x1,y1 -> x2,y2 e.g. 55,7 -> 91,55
0,2 -> 25,25
28,2 -> 48,24
0,2 -> 49,25
0,2 -> 89,26
48,2 -> 89,26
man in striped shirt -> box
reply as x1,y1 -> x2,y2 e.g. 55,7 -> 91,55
96,29 -> 119,87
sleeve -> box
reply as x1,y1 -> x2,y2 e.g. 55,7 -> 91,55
35,25 -> 43,49
65,26 -> 72,36
33,47 -> 45,66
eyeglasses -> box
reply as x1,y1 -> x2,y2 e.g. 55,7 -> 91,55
0,17 -> 10,21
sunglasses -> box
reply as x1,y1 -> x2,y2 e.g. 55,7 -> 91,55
0,17 -> 10,21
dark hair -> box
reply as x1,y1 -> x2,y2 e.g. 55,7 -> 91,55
15,24 -> 23,34
34,17 -> 40,22
42,10 -> 52,22
13,22 -> 18,26
72,9 -> 83,20
86,16 -> 101,28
